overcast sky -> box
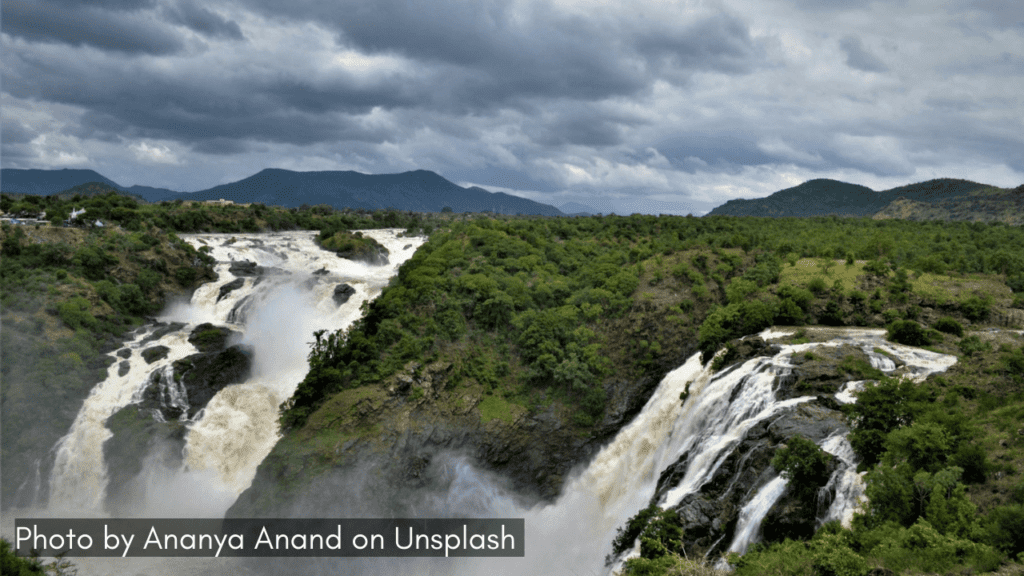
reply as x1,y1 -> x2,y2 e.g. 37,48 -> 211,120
3,0 -> 1023,214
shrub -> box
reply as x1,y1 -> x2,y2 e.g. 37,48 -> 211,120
807,276 -> 828,294
985,503 -> 1024,558
57,296 -> 97,331
772,436 -> 834,503
777,285 -> 814,310
847,377 -> 924,468
958,335 -> 990,357
775,298 -> 804,325
932,316 -> 963,336
959,295 -> 993,322
886,320 -> 930,346
819,300 -> 844,326
864,260 -> 889,277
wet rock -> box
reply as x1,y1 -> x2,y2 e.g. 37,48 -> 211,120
333,283 -> 357,306
313,267 -> 330,276
761,492 -> 817,543
228,260 -> 261,276
118,360 -> 131,377
141,345 -> 170,364
217,278 -> 245,302
168,345 -> 253,419
102,405 -> 187,515
187,323 -> 239,353
336,244 -> 390,266
139,322 -> 186,346
116,348 -> 132,359
767,403 -> 848,444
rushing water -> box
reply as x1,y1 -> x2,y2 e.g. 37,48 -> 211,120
8,232 -> 962,575
41,229 -> 424,518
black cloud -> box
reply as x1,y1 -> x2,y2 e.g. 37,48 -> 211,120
3,0 -> 185,54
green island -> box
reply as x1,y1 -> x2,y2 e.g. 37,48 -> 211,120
2,188 -> 1024,576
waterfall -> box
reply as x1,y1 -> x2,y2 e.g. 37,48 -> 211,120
11,231 -> 964,575
42,229 -> 424,518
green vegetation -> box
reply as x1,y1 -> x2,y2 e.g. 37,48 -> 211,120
772,436 -> 835,504
5,189 -> 1024,573
318,229 -> 388,261
0,537 -> 77,575
718,333 -> 1024,576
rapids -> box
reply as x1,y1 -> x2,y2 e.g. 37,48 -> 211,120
6,231 -> 962,575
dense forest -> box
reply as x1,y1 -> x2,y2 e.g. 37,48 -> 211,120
2,188 -> 1024,575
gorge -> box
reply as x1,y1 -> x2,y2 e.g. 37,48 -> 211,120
3,228 -> 972,575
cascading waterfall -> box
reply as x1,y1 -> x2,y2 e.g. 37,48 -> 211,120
43,229 -> 424,518
13,232 -> 963,576
464,328 -> 958,576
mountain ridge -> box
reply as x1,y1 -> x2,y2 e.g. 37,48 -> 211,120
0,167 -> 564,216
708,177 -> 1023,223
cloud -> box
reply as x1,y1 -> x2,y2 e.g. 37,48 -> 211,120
2,0 -> 1023,211
838,35 -> 889,72
130,141 -> 182,164
3,0 -> 185,54
163,0 -> 245,40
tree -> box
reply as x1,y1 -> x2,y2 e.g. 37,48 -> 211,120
772,436 -> 834,504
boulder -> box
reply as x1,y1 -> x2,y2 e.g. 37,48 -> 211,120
187,323 -> 240,353
333,283 -> 357,306
217,278 -> 245,302
141,345 -> 169,364
228,260 -> 261,276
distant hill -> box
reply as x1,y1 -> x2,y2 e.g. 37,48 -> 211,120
559,201 -> 598,216
1,168 -> 564,216
43,182 -> 148,203
709,179 -> 882,217
1,168 -> 123,195
873,184 -> 1024,225
708,178 -> 1024,224
183,169 -> 564,215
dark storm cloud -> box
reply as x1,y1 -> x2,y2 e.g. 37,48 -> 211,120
2,118 -> 35,144
655,133 -> 775,172
163,0 -> 245,40
191,138 -> 250,155
3,0 -> 185,54
2,45 -> 414,148
446,167 -> 558,193
244,0 -> 762,104
533,116 -> 623,147
955,0 -> 1024,30
839,35 -> 888,72
44,0 -> 159,10
634,13 -> 761,75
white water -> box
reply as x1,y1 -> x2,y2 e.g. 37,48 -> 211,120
42,229 -> 423,517
12,240 -> 965,574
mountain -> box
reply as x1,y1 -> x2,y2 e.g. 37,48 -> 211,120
1,168 -> 123,195
708,179 -> 885,217
873,183 -> 1024,225
708,177 -> 1024,223
559,201 -> 598,216
41,182 -> 148,203
1,168 -> 565,216
183,169 -> 563,215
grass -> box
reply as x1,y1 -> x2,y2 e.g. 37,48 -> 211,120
478,394 -> 522,424
779,258 -> 865,293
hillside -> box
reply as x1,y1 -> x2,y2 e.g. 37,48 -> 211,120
710,179 -> 884,217
4,204 -> 1024,575
874,184 -> 1024,225
0,168 -> 123,195
1,167 -> 565,216
708,178 -> 1024,224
